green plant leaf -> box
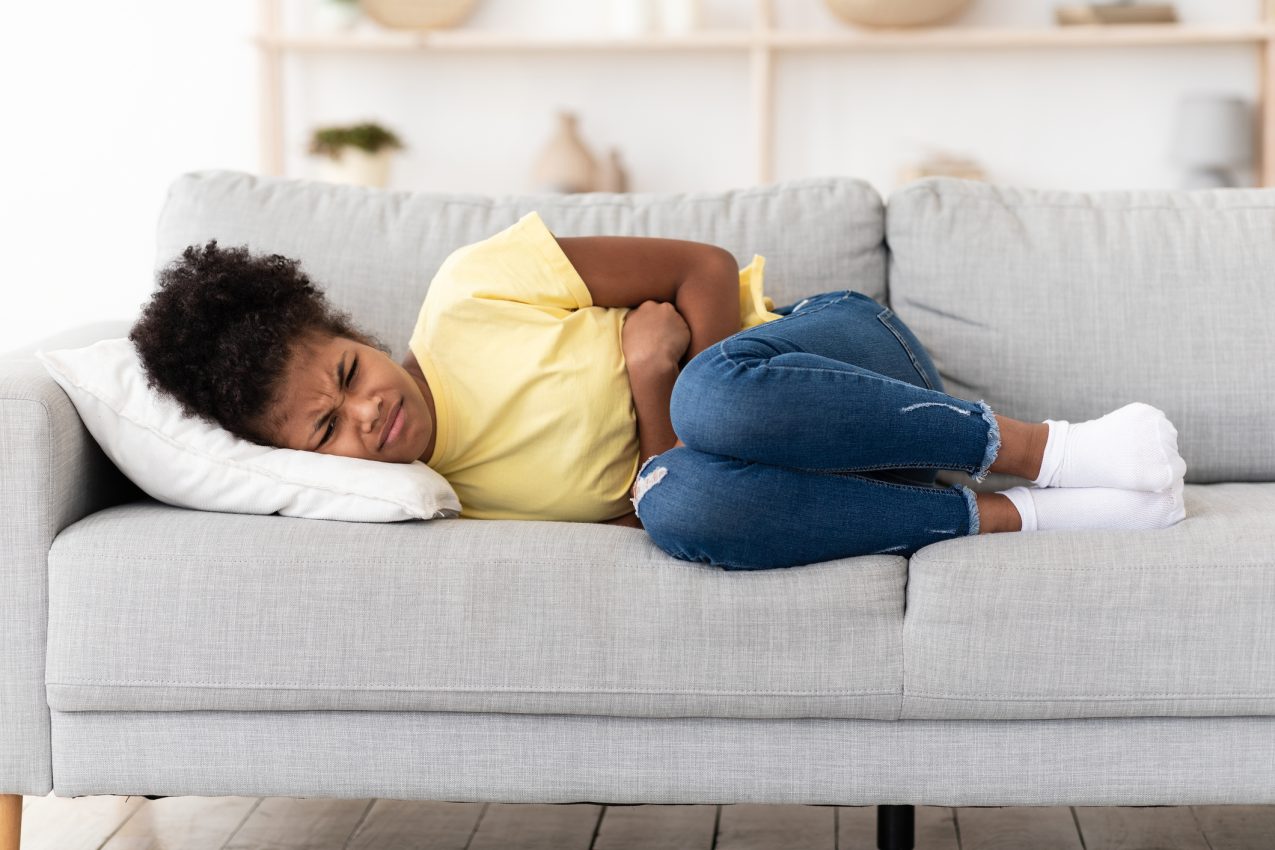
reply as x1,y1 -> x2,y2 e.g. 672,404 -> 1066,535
307,121 -> 405,158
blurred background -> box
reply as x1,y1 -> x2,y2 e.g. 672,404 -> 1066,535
2,0 -> 1266,353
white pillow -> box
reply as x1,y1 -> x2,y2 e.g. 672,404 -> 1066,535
36,338 -> 462,523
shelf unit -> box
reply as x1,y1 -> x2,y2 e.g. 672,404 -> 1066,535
255,0 -> 1275,187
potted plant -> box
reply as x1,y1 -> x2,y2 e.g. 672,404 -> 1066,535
307,121 -> 405,188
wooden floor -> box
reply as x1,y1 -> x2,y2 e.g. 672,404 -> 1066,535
14,794 -> 1275,849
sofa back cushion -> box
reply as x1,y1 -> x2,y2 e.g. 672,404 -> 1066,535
155,170 -> 886,365
886,178 -> 1275,483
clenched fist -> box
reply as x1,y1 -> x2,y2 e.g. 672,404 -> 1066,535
621,300 -> 691,374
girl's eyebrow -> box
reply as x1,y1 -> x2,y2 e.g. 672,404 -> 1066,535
309,352 -> 349,445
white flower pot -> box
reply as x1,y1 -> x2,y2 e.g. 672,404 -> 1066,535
314,1 -> 362,33
317,148 -> 393,188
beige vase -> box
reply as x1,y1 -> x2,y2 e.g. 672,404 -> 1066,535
532,111 -> 598,193
593,147 -> 630,193
824,0 -> 974,27
317,147 -> 393,187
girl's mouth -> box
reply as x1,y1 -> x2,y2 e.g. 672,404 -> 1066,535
381,400 -> 405,449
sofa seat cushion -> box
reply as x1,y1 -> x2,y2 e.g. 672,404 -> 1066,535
45,501 -> 906,719
901,483 -> 1275,720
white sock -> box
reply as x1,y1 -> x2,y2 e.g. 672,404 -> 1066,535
1031,402 -> 1186,492
999,482 -> 1185,533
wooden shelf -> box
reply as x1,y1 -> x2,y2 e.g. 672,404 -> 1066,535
767,24 -> 1273,50
252,31 -> 756,52
255,24 -> 1273,53
254,0 -> 1275,187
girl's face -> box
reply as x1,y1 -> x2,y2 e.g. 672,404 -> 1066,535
262,332 -> 433,464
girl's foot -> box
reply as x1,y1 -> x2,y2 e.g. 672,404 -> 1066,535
1031,402 -> 1187,492
999,479 -> 1186,532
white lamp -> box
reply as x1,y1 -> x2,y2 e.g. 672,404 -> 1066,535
1171,94 -> 1254,189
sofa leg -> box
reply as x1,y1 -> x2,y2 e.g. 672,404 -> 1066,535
0,794 -> 21,850
877,803 -> 914,850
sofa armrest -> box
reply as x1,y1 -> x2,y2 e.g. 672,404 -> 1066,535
1,323 -> 142,795
0,318 -> 136,360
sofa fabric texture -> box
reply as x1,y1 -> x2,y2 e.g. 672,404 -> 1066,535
0,359 -> 139,793
50,710 -> 1275,806
45,502 -> 905,719
903,482 -> 1275,720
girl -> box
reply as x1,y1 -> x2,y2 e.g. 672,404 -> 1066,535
129,212 -> 1186,570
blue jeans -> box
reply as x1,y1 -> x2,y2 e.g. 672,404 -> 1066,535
631,289 -> 1001,570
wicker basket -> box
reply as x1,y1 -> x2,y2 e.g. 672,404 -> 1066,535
823,0 -> 974,28
359,0 -> 479,29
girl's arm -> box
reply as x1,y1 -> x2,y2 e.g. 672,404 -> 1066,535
629,359 -> 680,477
598,360 -> 678,529
673,269 -> 743,369
600,361 -> 692,528
554,234 -> 744,368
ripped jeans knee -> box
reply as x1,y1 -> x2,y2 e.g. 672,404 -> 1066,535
627,447 -> 764,569
630,450 -> 675,521
627,446 -> 716,564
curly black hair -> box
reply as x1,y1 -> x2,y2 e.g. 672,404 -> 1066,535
129,239 -> 388,447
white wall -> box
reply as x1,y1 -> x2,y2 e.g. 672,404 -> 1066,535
1,1 -> 258,354
2,0 -> 1263,352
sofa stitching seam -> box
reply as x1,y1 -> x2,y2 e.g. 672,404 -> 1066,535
46,681 -> 897,695
908,691 -> 1275,700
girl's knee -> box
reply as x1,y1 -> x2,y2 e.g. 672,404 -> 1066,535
631,448 -> 722,556
631,447 -> 688,523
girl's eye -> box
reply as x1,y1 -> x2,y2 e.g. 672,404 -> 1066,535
320,357 -> 358,447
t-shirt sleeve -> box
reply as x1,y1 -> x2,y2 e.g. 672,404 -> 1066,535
427,210 -> 593,313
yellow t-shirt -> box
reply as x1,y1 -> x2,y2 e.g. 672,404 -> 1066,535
408,210 -> 782,521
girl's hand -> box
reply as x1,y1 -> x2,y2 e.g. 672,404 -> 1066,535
621,300 -> 691,374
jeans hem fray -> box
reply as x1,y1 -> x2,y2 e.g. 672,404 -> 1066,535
973,399 -> 999,483
956,483 -> 980,536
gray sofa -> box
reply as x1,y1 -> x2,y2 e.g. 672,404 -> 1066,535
3,169 -> 1273,850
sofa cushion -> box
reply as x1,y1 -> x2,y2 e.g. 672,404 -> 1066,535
901,483 -> 1275,720
45,501 -> 906,719
885,178 -> 1275,483
155,170 -> 887,365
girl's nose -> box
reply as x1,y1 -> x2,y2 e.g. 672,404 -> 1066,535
359,395 -> 383,431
